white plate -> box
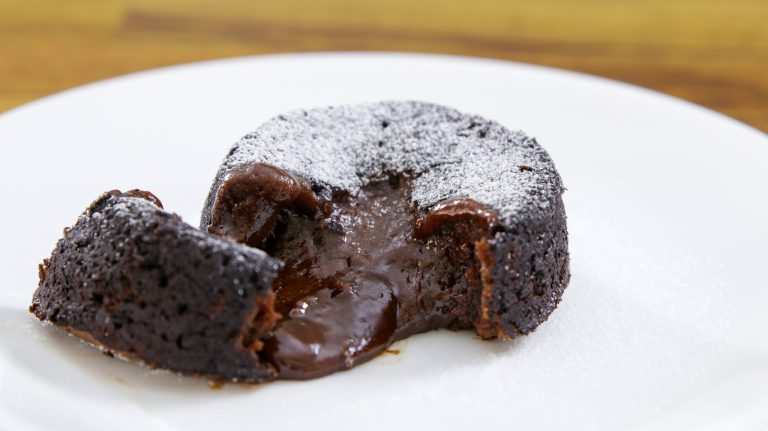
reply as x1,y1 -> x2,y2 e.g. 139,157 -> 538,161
1,53 -> 767,431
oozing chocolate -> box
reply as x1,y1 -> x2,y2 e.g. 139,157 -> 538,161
207,163 -> 330,247
206,164 -> 497,379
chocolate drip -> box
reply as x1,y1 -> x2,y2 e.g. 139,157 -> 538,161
209,165 -> 498,379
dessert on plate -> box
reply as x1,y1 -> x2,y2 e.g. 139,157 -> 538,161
31,101 -> 570,382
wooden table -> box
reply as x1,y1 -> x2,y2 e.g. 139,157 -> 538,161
1,0 -> 766,131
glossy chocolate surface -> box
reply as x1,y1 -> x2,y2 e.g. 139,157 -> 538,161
207,164 -> 497,379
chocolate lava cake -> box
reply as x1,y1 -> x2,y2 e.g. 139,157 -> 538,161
31,101 -> 570,382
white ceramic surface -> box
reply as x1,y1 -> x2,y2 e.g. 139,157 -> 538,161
1,53 -> 767,431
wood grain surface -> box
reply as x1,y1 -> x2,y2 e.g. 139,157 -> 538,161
1,0 -> 766,131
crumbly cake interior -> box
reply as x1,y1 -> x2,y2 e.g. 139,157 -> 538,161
207,163 -> 498,379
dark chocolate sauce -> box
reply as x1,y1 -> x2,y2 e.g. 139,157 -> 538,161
207,164 -> 330,247
208,164 -> 497,379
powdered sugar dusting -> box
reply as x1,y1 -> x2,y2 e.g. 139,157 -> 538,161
216,101 -> 564,226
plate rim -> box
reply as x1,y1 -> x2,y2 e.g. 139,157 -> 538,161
1,51 -> 765,143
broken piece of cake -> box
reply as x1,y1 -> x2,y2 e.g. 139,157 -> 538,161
30,101 -> 570,382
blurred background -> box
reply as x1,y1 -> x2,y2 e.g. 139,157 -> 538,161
1,0 -> 766,131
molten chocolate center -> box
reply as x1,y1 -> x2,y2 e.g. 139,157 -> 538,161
207,164 -> 497,379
